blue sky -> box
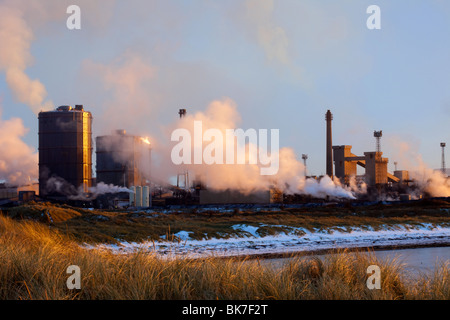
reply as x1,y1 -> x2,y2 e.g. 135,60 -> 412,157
1,0 -> 449,177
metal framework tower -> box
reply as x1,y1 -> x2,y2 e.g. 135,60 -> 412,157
441,142 -> 446,175
374,131 -> 383,153
325,110 -> 333,178
302,154 -> 308,177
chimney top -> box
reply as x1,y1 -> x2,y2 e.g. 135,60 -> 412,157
114,129 -> 126,135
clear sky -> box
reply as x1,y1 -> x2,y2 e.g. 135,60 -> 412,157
1,0 -> 449,178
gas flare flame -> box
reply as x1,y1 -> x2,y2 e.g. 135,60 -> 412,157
141,137 -> 151,145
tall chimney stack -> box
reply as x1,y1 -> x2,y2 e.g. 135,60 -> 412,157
441,142 -> 446,175
325,110 -> 333,178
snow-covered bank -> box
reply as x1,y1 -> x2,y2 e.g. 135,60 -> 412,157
84,223 -> 450,259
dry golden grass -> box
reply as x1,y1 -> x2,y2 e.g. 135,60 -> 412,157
0,215 -> 448,300
6,202 -> 82,223
4,201 -> 450,245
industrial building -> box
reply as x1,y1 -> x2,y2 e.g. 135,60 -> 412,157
3,104 -> 439,208
198,189 -> 274,205
96,130 -> 151,188
0,183 -> 39,205
326,110 -> 404,190
332,146 -> 399,186
38,105 -> 93,197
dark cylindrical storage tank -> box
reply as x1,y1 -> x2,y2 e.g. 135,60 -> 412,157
96,131 -> 149,188
38,105 -> 93,197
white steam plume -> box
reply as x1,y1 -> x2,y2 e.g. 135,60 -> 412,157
386,137 -> 450,197
159,97 -> 361,199
0,107 -> 38,185
245,0 -> 290,65
80,51 -> 157,134
410,160 -> 450,198
68,182 -> 131,201
0,2 -> 53,113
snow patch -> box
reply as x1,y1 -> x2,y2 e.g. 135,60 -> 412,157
174,231 -> 193,240
84,223 -> 450,259
231,224 -> 260,237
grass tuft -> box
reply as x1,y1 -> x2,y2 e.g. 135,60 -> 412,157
0,215 -> 449,300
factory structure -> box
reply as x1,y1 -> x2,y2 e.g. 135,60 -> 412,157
326,110 -> 411,194
0,105 -> 448,207
38,105 -> 93,197
96,129 -> 151,188
35,105 -> 151,207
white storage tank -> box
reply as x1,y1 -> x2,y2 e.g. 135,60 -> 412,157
142,186 -> 150,207
135,186 -> 143,207
129,186 -> 135,206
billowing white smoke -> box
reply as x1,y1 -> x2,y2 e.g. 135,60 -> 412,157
303,176 -> 355,200
0,108 -> 38,186
46,176 -> 131,200
80,52 -> 157,134
90,182 -> 131,196
386,137 -> 450,198
45,176 -> 77,196
68,182 -> 131,201
0,0 -> 115,115
410,163 -> 450,198
0,2 -> 53,113
348,175 -> 367,196
159,98 -> 362,199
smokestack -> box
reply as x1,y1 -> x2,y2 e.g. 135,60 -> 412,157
441,142 -> 446,175
325,110 -> 333,178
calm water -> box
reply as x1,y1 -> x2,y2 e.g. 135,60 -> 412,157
372,246 -> 450,274
262,246 -> 450,276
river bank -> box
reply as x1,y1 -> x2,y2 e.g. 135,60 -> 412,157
85,223 -> 450,259
4,200 -> 450,260
1,214 -> 449,300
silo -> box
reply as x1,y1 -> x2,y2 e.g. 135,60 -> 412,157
135,186 -> 143,207
38,105 -> 93,197
142,186 -> 149,207
96,130 -> 150,187
129,186 -> 135,206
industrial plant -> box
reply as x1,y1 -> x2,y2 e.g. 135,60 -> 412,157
0,105 -> 448,209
